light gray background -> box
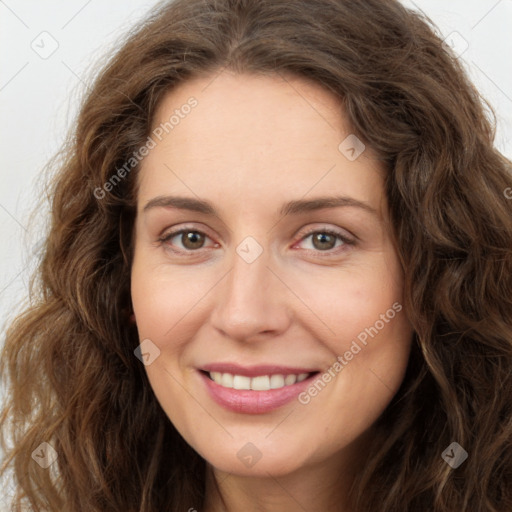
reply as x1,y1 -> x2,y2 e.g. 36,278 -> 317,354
0,0 -> 511,505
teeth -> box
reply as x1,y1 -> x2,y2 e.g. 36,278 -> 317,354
251,375 -> 270,390
233,375 -> 251,390
270,374 -> 285,389
285,374 -> 297,386
220,373 -> 233,388
208,372 -> 311,390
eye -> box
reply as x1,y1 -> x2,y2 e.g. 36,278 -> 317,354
158,228 -> 217,252
157,225 -> 355,256
295,228 -> 354,253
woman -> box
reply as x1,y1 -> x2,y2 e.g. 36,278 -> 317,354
1,0 -> 511,510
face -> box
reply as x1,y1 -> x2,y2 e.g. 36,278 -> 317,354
131,71 -> 414,477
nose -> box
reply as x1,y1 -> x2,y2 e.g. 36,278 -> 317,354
210,242 -> 292,342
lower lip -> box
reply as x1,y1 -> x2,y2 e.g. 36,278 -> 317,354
198,370 -> 318,414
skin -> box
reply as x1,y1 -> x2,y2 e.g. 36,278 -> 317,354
130,70 -> 414,512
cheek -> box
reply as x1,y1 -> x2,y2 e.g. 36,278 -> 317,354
130,261 -> 205,419
294,266 -> 412,451
130,256 -> 216,354
294,252 -> 412,403
292,257 -> 405,351
131,275 -> 174,339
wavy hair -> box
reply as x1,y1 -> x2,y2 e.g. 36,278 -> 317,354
1,0 -> 512,510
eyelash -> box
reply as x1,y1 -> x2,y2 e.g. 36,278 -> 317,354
157,225 -> 355,257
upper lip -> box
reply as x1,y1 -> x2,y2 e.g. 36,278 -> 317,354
200,363 -> 319,377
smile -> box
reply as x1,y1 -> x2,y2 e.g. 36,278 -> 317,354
198,363 -> 321,414
207,371 -> 312,390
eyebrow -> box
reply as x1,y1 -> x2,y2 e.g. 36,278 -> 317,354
143,195 -> 378,218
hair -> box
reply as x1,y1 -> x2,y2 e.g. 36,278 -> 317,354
1,0 -> 512,510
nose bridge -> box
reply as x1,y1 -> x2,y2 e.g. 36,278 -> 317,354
211,235 -> 290,340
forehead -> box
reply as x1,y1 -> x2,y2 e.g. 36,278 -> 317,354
137,71 -> 385,215
150,71 -> 347,157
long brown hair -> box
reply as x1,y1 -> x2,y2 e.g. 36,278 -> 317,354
1,0 -> 511,510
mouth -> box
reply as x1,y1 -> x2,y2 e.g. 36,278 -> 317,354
197,364 -> 321,414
